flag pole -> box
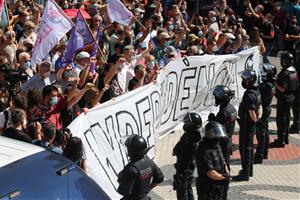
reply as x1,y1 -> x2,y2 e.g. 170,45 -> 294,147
79,9 -> 107,64
51,0 -> 108,63
132,15 -> 146,31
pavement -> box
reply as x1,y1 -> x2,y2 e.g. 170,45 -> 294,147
149,57 -> 300,200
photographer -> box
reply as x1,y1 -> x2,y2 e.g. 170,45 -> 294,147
63,136 -> 87,172
32,122 -> 63,154
2,108 -> 31,143
0,94 -> 27,134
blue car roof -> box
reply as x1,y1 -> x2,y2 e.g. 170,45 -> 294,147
0,137 -> 110,200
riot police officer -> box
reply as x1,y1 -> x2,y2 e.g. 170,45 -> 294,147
208,85 -> 237,198
272,52 -> 299,147
173,112 -> 202,200
195,121 -> 230,200
290,42 -> 300,134
209,85 -> 237,169
233,70 -> 262,181
118,134 -> 164,200
254,63 -> 276,163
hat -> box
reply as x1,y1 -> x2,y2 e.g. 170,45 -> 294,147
188,34 -> 199,43
134,8 -> 145,13
172,5 -> 181,15
123,45 -> 134,52
160,32 -> 171,39
149,3 -> 157,8
242,34 -> 250,40
76,51 -> 90,60
167,46 -> 177,56
225,32 -> 236,40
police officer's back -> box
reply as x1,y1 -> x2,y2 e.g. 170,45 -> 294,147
290,42 -> 300,133
195,121 -> 230,200
254,63 -> 276,163
272,52 -> 299,147
209,85 -> 237,168
173,112 -> 202,200
118,134 -> 164,200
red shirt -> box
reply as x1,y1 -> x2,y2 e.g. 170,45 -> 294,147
41,95 -> 68,130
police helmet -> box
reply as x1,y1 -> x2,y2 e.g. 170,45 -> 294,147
125,134 -> 150,158
280,52 -> 294,68
241,70 -> 257,84
204,121 -> 227,139
183,112 -> 202,130
213,85 -> 235,105
262,63 -> 277,79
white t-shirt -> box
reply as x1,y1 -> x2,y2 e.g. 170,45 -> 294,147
118,54 -> 143,92
74,63 -> 85,77
0,108 -> 12,130
136,30 -> 157,48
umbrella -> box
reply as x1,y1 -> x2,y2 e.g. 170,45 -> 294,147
64,9 -> 91,19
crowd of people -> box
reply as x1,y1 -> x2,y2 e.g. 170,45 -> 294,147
0,0 -> 299,199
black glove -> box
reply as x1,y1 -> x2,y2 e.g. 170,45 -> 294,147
208,113 -> 215,121
222,172 -> 230,181
256,119 -> 265,128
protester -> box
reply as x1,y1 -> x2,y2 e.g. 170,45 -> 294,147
63,136 -> 87,172
0,0 -> 298,198
2,108 -> 31,143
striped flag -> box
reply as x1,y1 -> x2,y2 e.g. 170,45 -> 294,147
31,0 -> 73,64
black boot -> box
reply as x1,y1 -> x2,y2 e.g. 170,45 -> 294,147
270,139 -> 285,148
285,136 -> 289,145
289,125 -> 300,134
232,174 -> 249,181
254,154 -> 263,164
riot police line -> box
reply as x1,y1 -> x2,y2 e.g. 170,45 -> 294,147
66,47 -> 261,199
66,48 -> 298,200
170,51 -> 299,200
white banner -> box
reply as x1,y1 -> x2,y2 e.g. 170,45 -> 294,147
68,47 -> 260,199
31,0 -> 73,64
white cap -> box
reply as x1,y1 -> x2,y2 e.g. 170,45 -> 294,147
76,51 -> 90,60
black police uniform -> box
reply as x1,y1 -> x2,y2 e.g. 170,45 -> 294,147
118,156 -> 164,200
195,139 -> 228,200
173,129 -> 201,200
255,79 -> 275,160
213,103 -> 237,168
238,86 -> 261,177
291,51 -> 300,133
276,67 -> 299,145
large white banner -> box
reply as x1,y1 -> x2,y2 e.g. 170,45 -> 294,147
31,0 -> 73,64
68,47 -> 260,199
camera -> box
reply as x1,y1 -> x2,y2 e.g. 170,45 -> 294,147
6,70 -> 28,83
55,128 -> 72,146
